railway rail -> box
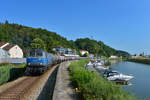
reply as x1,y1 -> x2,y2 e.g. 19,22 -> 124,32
0,64 -> 59,100
0,77 -> 38,100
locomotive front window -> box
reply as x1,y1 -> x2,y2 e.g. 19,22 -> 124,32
30,51 -> 36,57
28,49 -> 43,57
36,51 -> 43,57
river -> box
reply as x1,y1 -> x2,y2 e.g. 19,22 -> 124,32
110,61 -> 150,99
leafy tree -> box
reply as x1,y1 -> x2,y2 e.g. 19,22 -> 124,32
31,38 -> 46,50
5,20 -> 9,25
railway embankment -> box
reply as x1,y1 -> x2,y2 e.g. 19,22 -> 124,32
53,61 -> 77,100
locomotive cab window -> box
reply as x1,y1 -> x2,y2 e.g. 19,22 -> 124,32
29,51 -> 36,57
28,49 -> 44,57
36,51 -> 43,57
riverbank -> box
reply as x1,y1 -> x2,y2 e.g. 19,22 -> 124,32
69,59 -> 136,100
110,61 -> 150,99
128,58 -> 150,65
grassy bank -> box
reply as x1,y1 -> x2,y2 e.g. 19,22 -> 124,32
128,58 -> 150,65
0,64 -> 26,85
69,60 -> 136,100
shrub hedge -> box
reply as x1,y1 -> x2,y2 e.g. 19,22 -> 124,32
0,64 -> 25,85
69,60 -> 136,100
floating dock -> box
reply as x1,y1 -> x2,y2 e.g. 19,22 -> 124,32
113,80 -> 132,85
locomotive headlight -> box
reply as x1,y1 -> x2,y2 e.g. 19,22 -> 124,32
40,63 -> 43,65
28,63 -> 31,65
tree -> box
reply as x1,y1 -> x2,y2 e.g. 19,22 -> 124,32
5,20 -> 9,25
31,38 -> 46,50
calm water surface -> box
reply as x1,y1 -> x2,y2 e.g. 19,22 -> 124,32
110,61 -> 150,99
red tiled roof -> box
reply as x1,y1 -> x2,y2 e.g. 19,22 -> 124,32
0,42 -> 8,47
3,44 -> 16,51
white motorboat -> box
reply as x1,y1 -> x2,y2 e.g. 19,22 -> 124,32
106,70 -> 134,81
95,65 -> 109,70
87,61 -> 93,66
95,62 -> 103,66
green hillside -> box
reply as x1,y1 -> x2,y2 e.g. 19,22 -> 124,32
75,38 -> 118,57
117,50 -> 131,58
0,21 -> 129,57
0,21 -> 77,53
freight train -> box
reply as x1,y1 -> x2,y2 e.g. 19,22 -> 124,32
25,49 -> 80,75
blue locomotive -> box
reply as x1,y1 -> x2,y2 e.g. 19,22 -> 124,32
26,49 -> 60,74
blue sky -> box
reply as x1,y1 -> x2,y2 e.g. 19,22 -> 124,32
0,0 -> 150,54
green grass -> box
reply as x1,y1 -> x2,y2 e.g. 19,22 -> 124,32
0,64 -> 26,85
128,58 -> 150,65
69,60 -> 137,100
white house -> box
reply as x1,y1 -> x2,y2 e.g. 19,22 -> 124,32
80,50 -> 89,56
0,48 -> 9,58
0,42 -> 9,49
0,42 -> 23,58
109,55 -> 118,59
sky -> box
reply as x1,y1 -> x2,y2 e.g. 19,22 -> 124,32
0,0 -> 150,55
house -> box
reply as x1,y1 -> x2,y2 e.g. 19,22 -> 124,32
53,47 -> 66,55
0,42 -> 23,58
53,47 -> 73,55
80,50 -> 89,56
53,47 -> 79,57
65,48 -> 73,54
0,48 -> 9,58
0,42 -> 9,49
109,55 -> 118,59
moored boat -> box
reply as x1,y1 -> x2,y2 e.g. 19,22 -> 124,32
104,70 -> 134,81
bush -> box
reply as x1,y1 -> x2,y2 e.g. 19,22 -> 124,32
0,64 -> 26,85
104,61 -> 111,66
69,60 -> 136,100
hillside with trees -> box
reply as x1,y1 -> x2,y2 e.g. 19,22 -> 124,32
0,21 -> 130,57
117,50 -> 131,58
0,21 -> 78,53
75,38 -> 118,57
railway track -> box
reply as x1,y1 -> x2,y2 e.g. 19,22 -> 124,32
0,64 -> 59,100
0,77 -> 39,100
